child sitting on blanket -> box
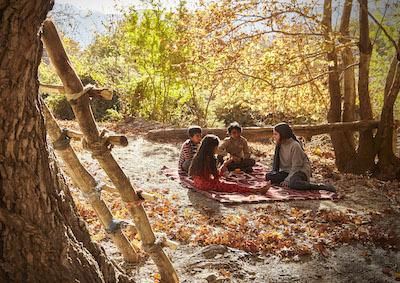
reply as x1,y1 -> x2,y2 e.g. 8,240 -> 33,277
178,125 -> 202,175
217,122 -> 256,173
266,122 -> 336,192
189,134 -> 270,193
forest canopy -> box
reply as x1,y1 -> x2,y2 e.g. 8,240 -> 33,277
40,0 -> 400,127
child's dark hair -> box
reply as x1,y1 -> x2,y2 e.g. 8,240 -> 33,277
188,125 -> 202,138
189,134 -> 219,177
227,122 -> 242,134
272,122 -> 303,172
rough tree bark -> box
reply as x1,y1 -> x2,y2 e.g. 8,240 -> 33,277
0,1 -> 128,282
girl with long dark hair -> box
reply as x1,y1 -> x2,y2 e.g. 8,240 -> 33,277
266,123 -> 336,192
189,134 -> 270,193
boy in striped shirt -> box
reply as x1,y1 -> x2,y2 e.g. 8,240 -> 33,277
178,126 -> 202,175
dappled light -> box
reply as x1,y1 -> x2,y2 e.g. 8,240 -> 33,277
1,0 -> 399,282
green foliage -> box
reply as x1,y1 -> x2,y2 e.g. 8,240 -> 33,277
45,94 -> 74,120
214,95 -> 318,127
39,35 -> 121,122
81,4 -> 197,125
91,96 -> 121,121
39,63 -> 61,85
103,108 -> 124,122
369,22 -> 400,120
44,91 -> 121,121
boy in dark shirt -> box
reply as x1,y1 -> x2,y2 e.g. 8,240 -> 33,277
218,122 -> 255,173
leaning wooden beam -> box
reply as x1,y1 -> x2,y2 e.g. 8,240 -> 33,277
64,128 -> 129,147
41,101 -> 139,263
102,185 -> 157,201
146,120 -> 381,142
40,82 -> 113,100
42,20 -> 179,283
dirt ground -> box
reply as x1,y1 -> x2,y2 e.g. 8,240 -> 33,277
55,122 -> 400,283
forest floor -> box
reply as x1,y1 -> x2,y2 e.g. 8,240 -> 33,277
57,120 -> 400,283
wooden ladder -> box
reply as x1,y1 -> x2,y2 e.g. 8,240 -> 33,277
41,19 -> 179,283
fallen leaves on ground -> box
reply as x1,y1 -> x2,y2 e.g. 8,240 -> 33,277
65,134 -> 399,261
73,186 -> 399,260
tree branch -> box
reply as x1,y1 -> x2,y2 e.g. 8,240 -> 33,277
360,1 -> 400,57
233,62 -> 359,90
232,29 -> 323,43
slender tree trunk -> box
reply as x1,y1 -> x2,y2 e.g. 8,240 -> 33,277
354,0 -> 376,172
338,0 -> 357,156
375,52 -> 400,179
0,1 -> 128,282
341,50 -> 357,123
339,0 -> 356,123
323,0 -> 356,171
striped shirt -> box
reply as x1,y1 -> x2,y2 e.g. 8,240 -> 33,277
178,139 -> 199,174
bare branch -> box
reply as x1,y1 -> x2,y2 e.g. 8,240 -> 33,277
358,0 -> 400,56
232,67 -> 328,89
273,72 -> 330,89
233,68 -> 274,86
232,62 -> 359,90
232,29 -> 323,43
371,0 -> 390,46
235,9 -> 319,23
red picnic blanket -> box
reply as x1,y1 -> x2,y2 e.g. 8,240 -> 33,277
161,164 -> 340,204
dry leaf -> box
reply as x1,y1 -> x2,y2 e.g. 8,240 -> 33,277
314,243 -> 329,257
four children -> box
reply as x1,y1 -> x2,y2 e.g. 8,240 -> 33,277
178,121 -> 336,193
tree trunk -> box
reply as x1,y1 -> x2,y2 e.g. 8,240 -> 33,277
0,1 -> 128,282
339,0 -> 357,152
322,0 -> 357,171
337,0 -> 357,165
354,0 -> 376,172
375,52 -> 400,179
340,0 -> 357,123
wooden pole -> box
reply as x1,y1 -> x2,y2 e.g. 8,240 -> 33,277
42,101 -> 139,262
146,120 -> 381,142
40,83 -> 113,100
64,128 -> 129,147
42,20 -> 179,283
